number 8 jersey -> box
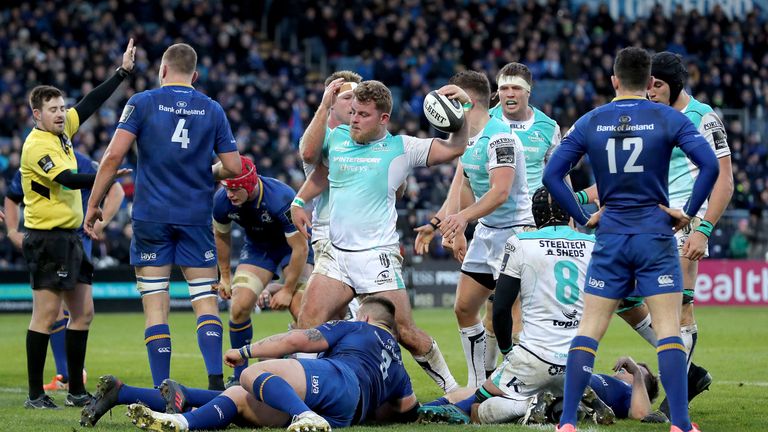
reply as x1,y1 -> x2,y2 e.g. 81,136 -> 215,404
500,226 -> 595,365
117,84 -> 237,225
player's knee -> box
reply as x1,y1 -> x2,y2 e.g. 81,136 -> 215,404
230,299 -> 252,323
188,277 -> 219,303
454,301 -> 477,321
137,276 -> 170,300
222,386 -> 248,411
68,307 -> 94,328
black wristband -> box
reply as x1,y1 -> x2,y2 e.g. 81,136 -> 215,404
116,66 -> 131,78
429,221 -> 439,230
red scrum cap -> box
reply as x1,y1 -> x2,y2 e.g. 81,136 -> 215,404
222,156 -> 258,195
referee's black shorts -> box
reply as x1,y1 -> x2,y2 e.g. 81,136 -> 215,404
22,228 -> 93,291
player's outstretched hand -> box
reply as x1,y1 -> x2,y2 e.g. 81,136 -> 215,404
439,213 -> 468,241
658,204 -> 691,232
437,84 -> 471,105
224,349 -> 247,368
613,356 -> 641,375
290,206 -> 312,240
451,233 -> 467,263
414,224 -> 435,255
585,206 -> 605,229
682,230 -> 708,261
321,78 -> 345,109
84,206 -> 103,240
122,38 -> 137,72
116,168 -> 133,178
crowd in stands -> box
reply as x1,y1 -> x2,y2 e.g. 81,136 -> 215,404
1,0 -> 768,269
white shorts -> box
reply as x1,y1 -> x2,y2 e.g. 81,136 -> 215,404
675,217 -> 709,258
489,345 -> 565,400
324,244 -> 406,295
311,238 -> 336,277
462,224 -> 533,279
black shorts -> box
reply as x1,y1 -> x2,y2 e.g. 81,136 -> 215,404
22,229 -> 92,291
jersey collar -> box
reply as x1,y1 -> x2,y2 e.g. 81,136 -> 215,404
161,83 -> 194,88
612,95 -> 647,101
370,322 -> 395,337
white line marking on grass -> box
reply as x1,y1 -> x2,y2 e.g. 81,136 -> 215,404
0,387 -> 26,393
719,380 -> 768,387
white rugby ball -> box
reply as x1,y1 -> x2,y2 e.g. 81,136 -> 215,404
423,90 -> 465,133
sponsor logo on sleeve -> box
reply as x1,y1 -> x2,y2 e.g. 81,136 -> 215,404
119,104 -> 135,123
493,142 -> 516,164
37,155 -> 55,173
712,130 -> 728,150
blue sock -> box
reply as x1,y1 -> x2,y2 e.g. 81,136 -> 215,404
560,335 -> 599,427
229,319 -> 252,380
182,395 -> 238,430
180,384 -> 222,408
252,373 -> 310,416
49,318 -> 69,380
423,396 -> 450,406
145,324 -> 172,387
117,384 -> 166,411
454,394 -> 477,414
197,315 -> 223,376
658,336 -> 692,431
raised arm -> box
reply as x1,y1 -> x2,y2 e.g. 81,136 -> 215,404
300,78 -> 344,164
73,39 -> 135,123
425,85 -> 471,166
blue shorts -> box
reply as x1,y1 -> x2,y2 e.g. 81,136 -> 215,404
586,233 -> 682,299
130,220 -> 217,267
239,237 -> 314,277
298,358 -> 360,428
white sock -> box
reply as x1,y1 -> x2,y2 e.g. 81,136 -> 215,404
412,339 -> 459,393
681,324 -> 698,369
459,322 -> 487,388
294,352 -> 318,359
485,332 -> 500,375
477,396 -> 530,424
632,314 -> 658,347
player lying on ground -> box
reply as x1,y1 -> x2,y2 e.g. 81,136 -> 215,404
81,297 -> 418,432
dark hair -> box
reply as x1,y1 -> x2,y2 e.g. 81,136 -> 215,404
162,43 -> 198,75
496,62 -> 533,86
325,70 -> 362,86
353,80 -> 392,114
28,85 -> 63,111
652,51 -> 688,104
449,70 -> 491,108
638,362 -> 660,402
531,186 -> 570,228
613,47 -> 652,91
359,296 -> 397,334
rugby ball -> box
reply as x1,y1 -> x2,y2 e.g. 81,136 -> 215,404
423,90 -> 465,133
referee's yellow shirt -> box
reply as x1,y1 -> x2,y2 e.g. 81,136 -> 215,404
20,108 -> 82,230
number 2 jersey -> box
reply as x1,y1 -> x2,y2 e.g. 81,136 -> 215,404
315,320 -> 413,423
117,84 -> 238,225
500,225 -> 595,365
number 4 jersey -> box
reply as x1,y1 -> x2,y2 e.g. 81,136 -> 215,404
500,225 -> 595,365
118,84 -> 238,225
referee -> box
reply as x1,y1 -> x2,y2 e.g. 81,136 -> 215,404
21,39 -> 136,409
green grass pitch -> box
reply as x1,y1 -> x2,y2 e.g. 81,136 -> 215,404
0,307 -> 765,431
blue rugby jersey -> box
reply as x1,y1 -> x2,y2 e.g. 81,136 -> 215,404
212,176 -> 298,246
117,84 -> 237,225
315,320 -> 413,423
543,97 -> 719,234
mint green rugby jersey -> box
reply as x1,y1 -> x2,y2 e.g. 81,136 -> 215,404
489,105 -> 561,196
324,125 -> 432,251
460,116 -> 534,228
668,97 -> 730,216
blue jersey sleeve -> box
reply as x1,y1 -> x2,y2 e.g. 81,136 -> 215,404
212,188 -> 232,225
75,151 -> 97,174
672,112 -> 720,217
271,182 -> 299,235
213,103 -> 237,155
543,118 -> 592,225
315,320 -> 355,348
7,170 -> 23,203
117,93 -> 146,136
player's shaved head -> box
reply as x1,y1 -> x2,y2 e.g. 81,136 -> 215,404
449,70 -> 491,108
613,47 -> 651,91
359,296 -> 397,334
162,43 -> 198,75
325,70 -> 362,86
